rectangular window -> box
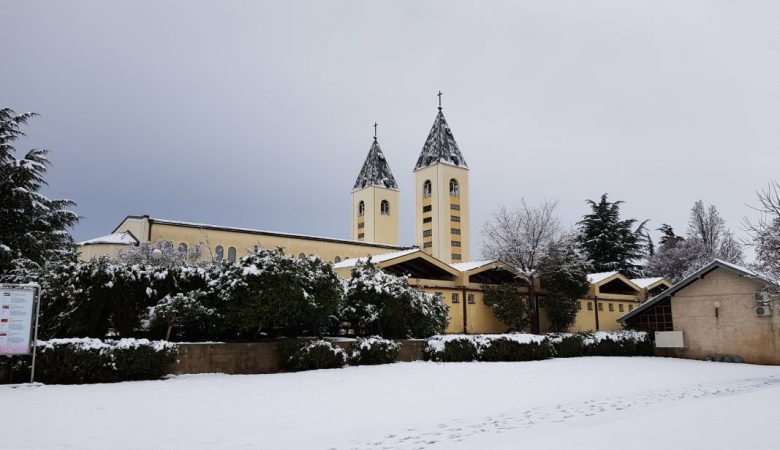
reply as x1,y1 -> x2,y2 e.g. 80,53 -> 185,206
467,294 -> 475,304
577,301 -> 582,310
450,204 -> 460,210
452,253 -> 462,260
619,304 -> 624,312
598,303 -> 603,311
452,293 -> 460,304
423,217 -> 432,224
628,304 -> 633,311
423,205 -> 432,213
451,215 -> 460,222
423,242 -> 432,248
451,240 -> 461,247
587,302 -> 593,311
357,222 -> 364,229
451,228 -> 461,235
608,303 -> 614,312
423,230 -> 432,237
357,233 -> 365,239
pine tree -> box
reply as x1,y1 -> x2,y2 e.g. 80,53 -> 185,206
538,234 -> 591,332
0,108 -> 79,279
577,194 -> 647,277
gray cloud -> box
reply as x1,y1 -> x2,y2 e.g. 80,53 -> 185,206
2,1 -> 778,258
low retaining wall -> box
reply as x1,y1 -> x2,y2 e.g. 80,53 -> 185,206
170,339 -> 427,375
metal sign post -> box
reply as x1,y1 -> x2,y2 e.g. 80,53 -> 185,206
0,283 -> 42,383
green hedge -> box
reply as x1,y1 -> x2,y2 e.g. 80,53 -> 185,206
10,338 -> 177,384
349,337 -> 400,366
278,339 -> 346,372
427,331 -> 651,363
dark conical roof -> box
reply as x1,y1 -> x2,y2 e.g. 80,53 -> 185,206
353,139 -> 399,191
414,109 -> 468,170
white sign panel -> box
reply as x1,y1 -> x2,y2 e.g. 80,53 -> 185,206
655,331 -> 685,348
0,287 -> 37,355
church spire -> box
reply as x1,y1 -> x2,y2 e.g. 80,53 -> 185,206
414,102 -> 468,170
353,131 -> 398,191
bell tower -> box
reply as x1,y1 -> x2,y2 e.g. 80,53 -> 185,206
351,124 -> 400,245
414,93 -> 470,263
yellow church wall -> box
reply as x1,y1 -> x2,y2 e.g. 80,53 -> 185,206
141,221 -> 407,264
414,163 -> 469,264
78,243 -> 131,260
351,187 -> 399,245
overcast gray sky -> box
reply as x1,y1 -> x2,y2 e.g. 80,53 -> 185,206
2,1 -> 779,258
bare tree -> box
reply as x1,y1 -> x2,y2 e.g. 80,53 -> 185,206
745,182 -> 780,285
482,199 -> 561,332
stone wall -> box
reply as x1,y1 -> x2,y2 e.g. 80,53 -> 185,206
169,339 -> 427,375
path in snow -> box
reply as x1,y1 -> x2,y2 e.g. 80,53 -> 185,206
341,375 -> 780,450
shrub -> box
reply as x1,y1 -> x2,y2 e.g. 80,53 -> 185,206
12,338 -> 176,384
349,337 -> 400,365
550,334 -> 587,358
218,248 -> 343,339
341,261 -> 449,339
479,337 -> 554,362
278,339 -> 346,372
585,331 -> 653,356
482,284 -> 533,332
425,337 -> 480,362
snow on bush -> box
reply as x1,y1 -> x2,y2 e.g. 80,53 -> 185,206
278,339 -> 347,372
349,336 -> 400,365
12,338 -> 177,384
426,331 -> 652,362
341,260 -> 448,338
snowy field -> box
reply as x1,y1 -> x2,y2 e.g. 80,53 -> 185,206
2,358 -> 780,450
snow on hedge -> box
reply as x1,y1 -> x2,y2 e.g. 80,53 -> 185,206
37,338 -> 176,353
427,331 -> 648,355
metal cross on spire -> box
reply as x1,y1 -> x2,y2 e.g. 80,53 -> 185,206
373,122 -> 378,140
437,91 -> 443,110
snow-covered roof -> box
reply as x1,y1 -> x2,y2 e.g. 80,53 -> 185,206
587,271 -> 619,284
79,232 -> 138,246
333,249 -> 420,269
353,139 -> 399,191
131,217 -> 410,250
631,277 -> 665,289
414,109 -> 468,170
450,260 -> 497,272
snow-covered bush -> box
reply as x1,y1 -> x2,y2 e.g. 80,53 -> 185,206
549,331 -> 652,357
341,260 -> 448,339
215,247 -> 343,338
424,336 -> 480,362
148,291 -> 218,340
12,338 -> 176,384
479,337 -> 555,362
278,339 -> 346,372
349,337 -> 400,365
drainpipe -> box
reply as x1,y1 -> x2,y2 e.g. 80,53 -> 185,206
594,297 -> 600,331
462,287 -> 468,334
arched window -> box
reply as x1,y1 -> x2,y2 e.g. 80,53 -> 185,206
334,256 -> 341,263
423,180 -> 432,198
298,252 -> 306,260
178,243 -> 188,254
227,247 -> 237,262
215,245 -> 224,262
449,178 -> 459,197
358,200 -> 365,216
380,200 -> 390,215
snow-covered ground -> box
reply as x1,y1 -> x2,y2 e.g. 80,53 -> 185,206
2,358 -> 779,449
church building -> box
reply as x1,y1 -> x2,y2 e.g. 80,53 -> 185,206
79,98 -> 664,334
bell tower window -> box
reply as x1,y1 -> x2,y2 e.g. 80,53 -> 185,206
358,200 -> 365,216
423,180 -> 432,198
380,200 -> 390,215
449,179 -> 459,197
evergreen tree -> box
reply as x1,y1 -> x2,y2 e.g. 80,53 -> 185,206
538,235 -> 591,332
0,108 -> 78,278
577,194 -> 647,277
